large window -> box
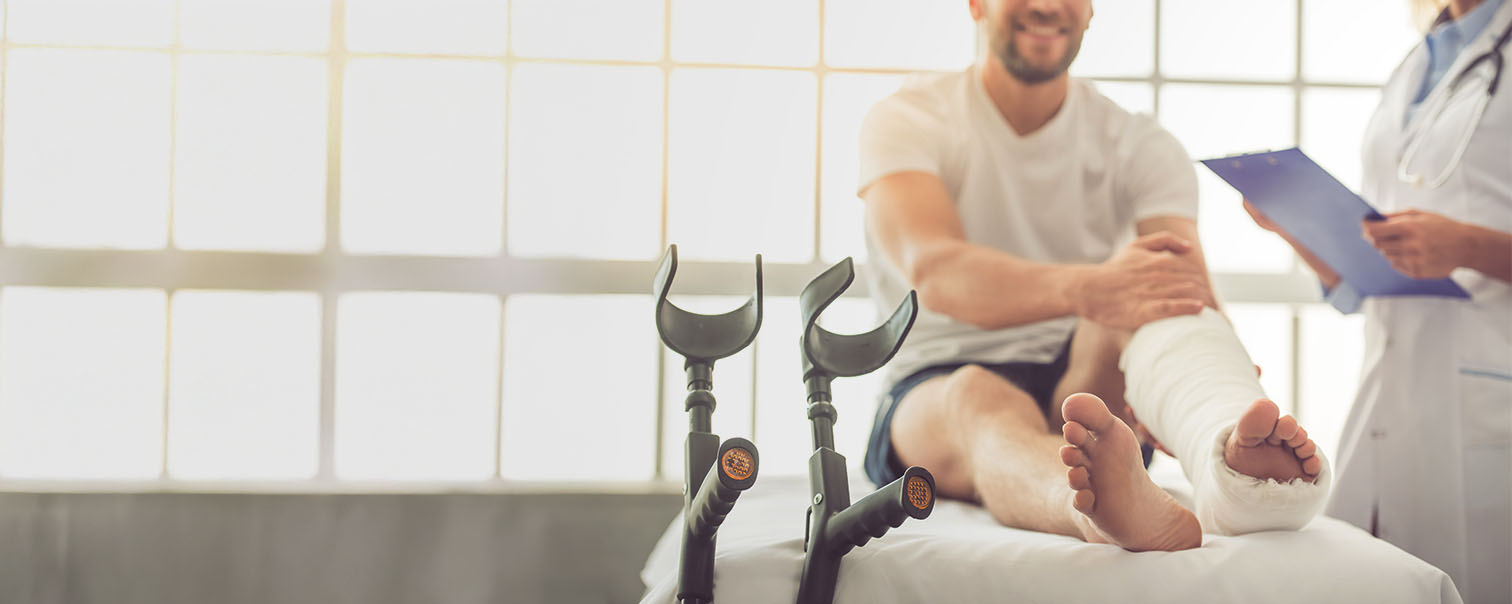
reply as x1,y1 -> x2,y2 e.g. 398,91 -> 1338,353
0,0 -> 1418,487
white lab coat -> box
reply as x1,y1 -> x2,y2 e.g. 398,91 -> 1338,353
1329,4 -> 1512,603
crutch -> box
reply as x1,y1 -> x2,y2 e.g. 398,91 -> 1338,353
794,257 -> 935,604
653,244 -> 762,604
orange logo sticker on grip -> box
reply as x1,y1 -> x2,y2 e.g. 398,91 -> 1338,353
906,475 -> 932,510
721,448 -> 754,481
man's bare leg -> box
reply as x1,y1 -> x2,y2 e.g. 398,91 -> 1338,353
1059,392 -> 1200,551
1050,321 -> 1132,428
889,364 -> 1199,550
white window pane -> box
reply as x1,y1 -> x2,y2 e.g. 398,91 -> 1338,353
659,297 -> 755,482
335,292 -> 500,481
1070,0 -> 1154,77
1160,85 -> 1295,160
1226,304 -> 1294,414
1298,305 -> 1365,462
168,291 -> 320,480
1090,81 -> 1155,115
8,0 -> 173,47
346,0 -> 508,56
754,297 -> 810,476
755,296 -> 881,477
824,0 -> 974,70
671,0 -> 819,66
668,69 -> 817,262
1301,87 -> 1381,194
512,0 -> 663,61
502,295 -> 657,481
179,0 -> 332,52
508,64 -> 662,260
175,55 -> 327,253
1160,84 -> 1295,273
3,50 -> 171,249
1194,169 -> 1296,273
0,288 -> 166,479
1304,0 -> 1420,85
342,58 -> 506,256
1161,0 -> 1297,81
821,73 -> 904,263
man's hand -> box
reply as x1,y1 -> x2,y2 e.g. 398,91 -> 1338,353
1071,232 -> 1213,330
1362,209 -> 1472,279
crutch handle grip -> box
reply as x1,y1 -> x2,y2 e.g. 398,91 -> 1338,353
688,438 -> 759,542
822,466 -> 934,551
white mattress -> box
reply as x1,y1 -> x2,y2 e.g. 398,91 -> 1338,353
640,461 -> 1460,604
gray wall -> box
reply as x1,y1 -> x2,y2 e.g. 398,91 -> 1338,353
0,492 -> 681,604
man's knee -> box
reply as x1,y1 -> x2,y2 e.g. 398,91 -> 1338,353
890,364 -> 1047,498
938,364 -> 1047,432
891,364 -> 1046,452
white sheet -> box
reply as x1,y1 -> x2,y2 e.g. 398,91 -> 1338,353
640,461 -> 1460,604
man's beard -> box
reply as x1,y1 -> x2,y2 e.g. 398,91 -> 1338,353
994,27 -> 1083,85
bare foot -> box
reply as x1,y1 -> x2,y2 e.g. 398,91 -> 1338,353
1060,393 -> 1201,552
1223,399 -> 1323,483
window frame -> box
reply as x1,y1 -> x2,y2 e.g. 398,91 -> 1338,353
0,0 -> 1381,491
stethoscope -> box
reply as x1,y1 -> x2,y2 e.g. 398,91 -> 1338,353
1397,14 -> 1512,189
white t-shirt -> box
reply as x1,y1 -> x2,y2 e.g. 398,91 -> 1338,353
857,67 -> 1199,382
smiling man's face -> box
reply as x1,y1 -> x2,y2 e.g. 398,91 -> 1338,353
973,0 -> 1092,84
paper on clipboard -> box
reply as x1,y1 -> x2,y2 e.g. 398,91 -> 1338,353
1200,147 -> 1469,299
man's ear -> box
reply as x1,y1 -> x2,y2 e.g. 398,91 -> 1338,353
968,0 -> 985,21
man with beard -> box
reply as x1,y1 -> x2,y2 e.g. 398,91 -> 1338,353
857,0 -> 1330,551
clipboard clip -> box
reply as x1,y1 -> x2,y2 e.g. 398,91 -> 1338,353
1223,149 -> 1281,170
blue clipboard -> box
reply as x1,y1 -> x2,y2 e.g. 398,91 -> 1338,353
1200,148 -> 1469,299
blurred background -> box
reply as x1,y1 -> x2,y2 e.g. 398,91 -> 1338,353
0,1 -> 1420,603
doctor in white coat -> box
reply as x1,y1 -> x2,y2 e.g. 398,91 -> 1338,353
1247,0 -> 1511,602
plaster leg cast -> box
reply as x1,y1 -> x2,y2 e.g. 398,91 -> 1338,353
1121,308 -> 1331,535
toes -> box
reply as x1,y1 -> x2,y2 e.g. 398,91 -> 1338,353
1063,421 -> 1092,448
1067,466 -> 1092,490
1234,399 -> 1280,447
1072,488 -> 1096,514
1285,426 -> 1309,448
1270,415 -> 1299,446
1062,392 -> 1118,432
1293,440 -> 1317,459
1060,445 -> 1090,468
1302,456 -> 1323,476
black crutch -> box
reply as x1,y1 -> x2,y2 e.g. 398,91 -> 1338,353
653,244 -> 762,604
794,257 -> 935,604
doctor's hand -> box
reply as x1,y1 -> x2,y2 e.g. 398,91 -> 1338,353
1071,232 -> 1214,330
1242,199 -> 1285,235
1362,209 -> 1472,279
1243,199 -> 1344,290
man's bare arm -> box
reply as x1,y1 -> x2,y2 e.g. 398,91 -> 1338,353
1135,215 -> 1218,307
863,171 -> 1083,328
864,171 -> 1210,330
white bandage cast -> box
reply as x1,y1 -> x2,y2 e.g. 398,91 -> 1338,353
1120,308 -> 1331,535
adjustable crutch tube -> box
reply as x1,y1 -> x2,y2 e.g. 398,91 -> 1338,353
793,257 -> 932,604
654,245 -> 764,604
